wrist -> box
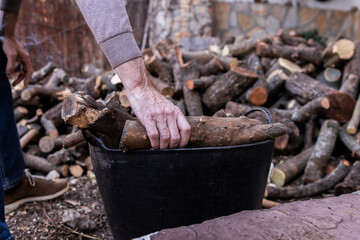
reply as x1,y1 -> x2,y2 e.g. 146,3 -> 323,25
0,11 -> 18,37
114,57 -> 154,94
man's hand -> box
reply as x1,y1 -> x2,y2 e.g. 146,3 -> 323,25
1,10 -> 33,87
115,57 -> 191,149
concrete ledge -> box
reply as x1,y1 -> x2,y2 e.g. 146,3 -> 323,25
151,192 -> 360,240
217,0 -> 360,11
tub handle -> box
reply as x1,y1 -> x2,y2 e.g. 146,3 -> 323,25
243,108 -> 273,124
81,130 -> 122,152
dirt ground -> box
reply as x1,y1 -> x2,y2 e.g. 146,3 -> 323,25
6,176 -> 113,240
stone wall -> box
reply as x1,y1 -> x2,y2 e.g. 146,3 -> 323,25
149,0 -> 212,46
215,1 -> 360,42
149,0 -> 360,46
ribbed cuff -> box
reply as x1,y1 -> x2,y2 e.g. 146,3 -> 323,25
0,0 -> 22,14
100,32 -> 142,69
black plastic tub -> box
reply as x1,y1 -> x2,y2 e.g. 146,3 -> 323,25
86,132 -> 274,240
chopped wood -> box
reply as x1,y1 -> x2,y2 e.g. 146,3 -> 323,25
199,58 -> 223,76
148,74 -> 174,97
21,85 -> 64,101
267,160 -> 350,199
39,136 -> 65,153
303,117 -> 315,150
31,62 -> 56,84
202,67 -> 258,112
303,120 -> 340,184
222,30 -> 268,57
270,146 -> 314,186
291,97 -> 330,122
45,68 -> 68,89
44,102 -> 64,127
347,93 -> 360,134
317,68 -> 341,89
338,127 -> 360,158
323,39 -> 355,67
119,116 -> 287,151
20,123 -> 42,148
340,73 -> 360,99
69,165 -> 84,177
335,161 -> 360,195
187,75 -> 217,91
14,106 -> 28,122
41,115 -> 59,139
47,148 -> 75,165
81,64 -> 104,78
144,50 -> 173,84
23,153 -> 69,176
62,92 -> 135,148
256,41 -> 323,65
262,199 -> 280,209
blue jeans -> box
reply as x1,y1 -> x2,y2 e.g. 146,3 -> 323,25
0,42 -> 25,239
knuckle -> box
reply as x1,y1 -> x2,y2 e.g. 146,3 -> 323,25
161,133 -> 170,142
148,131 -> 159,140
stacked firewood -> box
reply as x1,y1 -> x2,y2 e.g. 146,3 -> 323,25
16,29 -> 360,202
12,62 -> 118,179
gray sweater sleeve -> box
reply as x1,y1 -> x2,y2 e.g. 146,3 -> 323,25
75,0 -> 141,69
0,0 -> 22,14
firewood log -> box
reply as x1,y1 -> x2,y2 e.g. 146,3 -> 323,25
323,39 -> 355,68
245,53 -> 268,106
316,67 -> 341,89
69,165 -> 84,177
256,41 -> 323,64
23,153 -> 69,176
14,96 -> 42,108
212,109 -> 234,118
291,97 -> 330,122
47,148 -> 75,165
202,67 -> 258,112
63,131 -> 86,149
14,106 -> 28,122
278,30 -> 306,46
303,117 -> 315,150
267,160 -> 350,199
154,38 -> 173,60
40,115 -> 59,139
199,58 -> 223,76
270,146 -> 314,186
335,161 -> 360,195
303,120 -> 340,184
119,116 -> 287,151
31,62 -> 56,84
340,74 -> 360,99
224,102 -> 301,152
347,93 -> 360,134
168,46 -> 185,96
217,56 -> 239,70
39,135 -> 65,153
187,75 -> 217,91
181,61 -> 203,116
62,92 -> 136,148
143,49 -> 173,84
17,120 -> 30,138
21,85 -> 64,101
148,74 -> 174,97
44,102 -> 63,127
81,64 -> 104,78
63,76 -> 102,99
262,199 -> 279,209
20,123 -> 42,148
301,63 -> 316,74
338,127 -> 360,158
222,30 -> 268,57
45,68 -> 68,89
169,98 -> 186,115
180,49 -> 215,63
286,72 -> 355,123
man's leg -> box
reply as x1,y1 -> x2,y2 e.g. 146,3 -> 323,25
0,42 -> 16,240
0,42 -> 68,214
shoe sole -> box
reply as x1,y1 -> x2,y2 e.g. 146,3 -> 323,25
5,183 -> 69,214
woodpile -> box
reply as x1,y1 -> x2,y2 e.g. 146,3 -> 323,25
17,29 -> 360,206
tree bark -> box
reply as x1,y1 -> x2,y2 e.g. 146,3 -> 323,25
256,41 -> 323,64
291,97 -> 330,122
39,136 -> 65,154
31,62 -> 56,84
187,75 -> 217,91
267,160 -> 350,199
202,67 -> 258,112
40,115 -> 59,139
223,31 -> 268,57
63,131 -> 85,149
270,146 -> 314,186
303,120 -> 340,184
338,127 -> 360,158
119,116 -> 287,151
23,153 -> 69,176
346,92 -> 360,134
335,161 -> 360,195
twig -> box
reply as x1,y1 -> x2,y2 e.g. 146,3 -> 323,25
42,208 -> 100,240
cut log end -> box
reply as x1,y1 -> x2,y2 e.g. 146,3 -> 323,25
248,86 -> 268,106
187,80 -> 195,90
275,134 -> 289,150
270,168 -> 286,187
321,97 -> 330,109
